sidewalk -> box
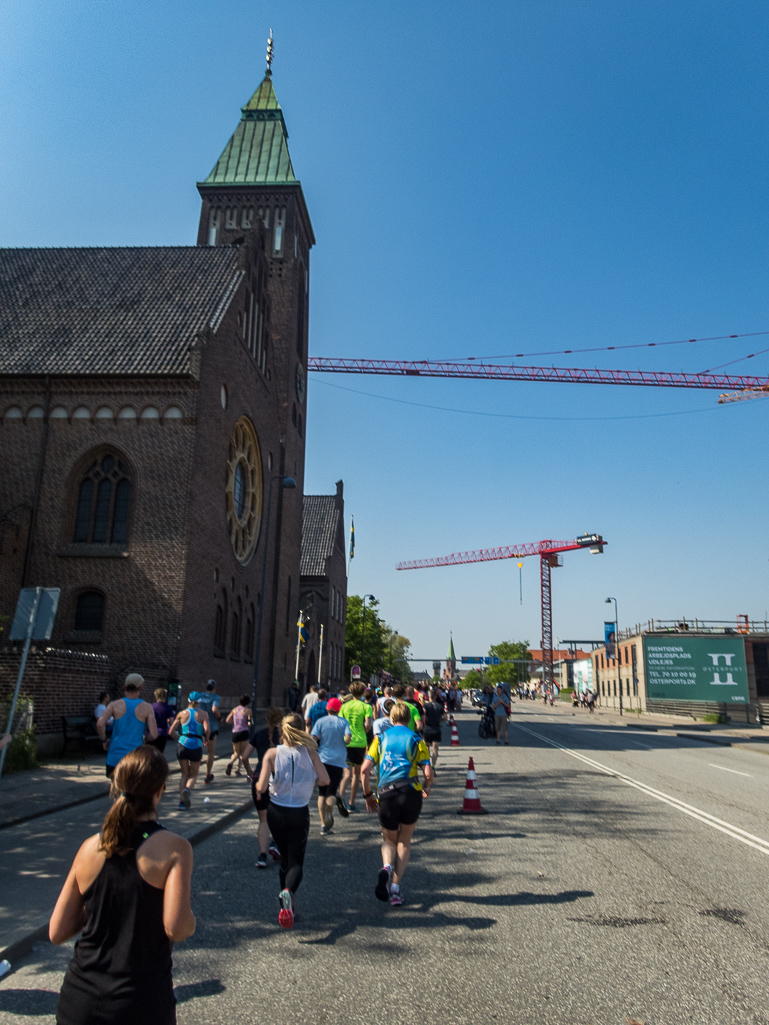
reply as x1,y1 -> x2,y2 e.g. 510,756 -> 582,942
529,698 -> 769,748
0,732 -> 255,962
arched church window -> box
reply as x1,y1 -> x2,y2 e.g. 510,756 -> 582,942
273,207 -> 286,254
73,453 -> 131,545
231,597 -> 242,658
242,207 -> 254,229
225,207 -> 238,230
75,591 -> 105,632
214,589 -> 228,657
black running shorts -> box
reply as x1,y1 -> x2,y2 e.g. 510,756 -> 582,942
318,763 -> 344,797
346,745 -> 366,766
378,784 -> 423,831
177,744 -> 203,763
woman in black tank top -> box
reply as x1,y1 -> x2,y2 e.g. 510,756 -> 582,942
50,746 -> 196,1025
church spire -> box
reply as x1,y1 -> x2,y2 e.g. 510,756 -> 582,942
447,632 -> 456,662
200,29 -> 296,187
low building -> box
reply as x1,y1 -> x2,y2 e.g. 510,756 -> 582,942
591,618 -> 769,723
298,482 -> 347,692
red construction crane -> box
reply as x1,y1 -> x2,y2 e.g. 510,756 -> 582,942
308,357 -> 769,394
397,534 -> 606,691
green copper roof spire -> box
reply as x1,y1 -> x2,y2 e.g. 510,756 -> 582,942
447,632 -> 456,662
201,30 -> 297,186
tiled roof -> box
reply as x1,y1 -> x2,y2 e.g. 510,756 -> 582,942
0,246 -> 243,376
201,75 -> 296,186
301,495 -> 341,577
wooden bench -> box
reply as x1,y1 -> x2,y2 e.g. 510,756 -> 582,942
61,715 -> 102,759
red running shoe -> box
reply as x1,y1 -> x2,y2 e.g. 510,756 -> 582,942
278,889 -> 294,929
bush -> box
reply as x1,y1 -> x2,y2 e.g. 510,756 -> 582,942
557,687 -> 574,702
1,695 -> 38,773
701,712 -> 729,724
3,727 -> 39,773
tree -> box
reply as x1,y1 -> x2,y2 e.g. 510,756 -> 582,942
486,641 -> 531,688
344,594 -> 387,681
382,625 -> 413,684
460,669 -> 485,690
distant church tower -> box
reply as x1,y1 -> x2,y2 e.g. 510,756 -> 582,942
196,32 -> 315,701
444,632 -> 457,683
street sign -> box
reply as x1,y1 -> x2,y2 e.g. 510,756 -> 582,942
461,657 -> 484,664
484,657 -> 500,665
351,664 -> 361,679
10,587 -> 60,641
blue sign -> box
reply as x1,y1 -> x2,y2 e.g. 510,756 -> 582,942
484,657 -> 500,665
461,657 -> 484,664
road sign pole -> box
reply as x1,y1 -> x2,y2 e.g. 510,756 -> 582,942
0,586 -> 42,782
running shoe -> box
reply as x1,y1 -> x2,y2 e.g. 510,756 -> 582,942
225,763 -> 232,777
324,805 -> 335,830
278,889 -> 294,929
347,803 -> 359,814
335,795 -> 350,818
388,890 -> 404,907
320,824 -> 333,835
204,773 -> 214,784
256,853 -> 268,869
178,801 -> 185,810
375,865 -> 393,902
268,841 -> 281,861
181,788 -> 191,809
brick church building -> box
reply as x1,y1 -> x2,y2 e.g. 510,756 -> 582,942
0,58 -> 315,731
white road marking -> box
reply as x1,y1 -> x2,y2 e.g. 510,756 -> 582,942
513,722 -> 769,857
631,741 -> 653,750
708,763 -> 752,778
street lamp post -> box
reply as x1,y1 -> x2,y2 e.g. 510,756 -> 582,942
251,475 -> 296,709
360,594 -> 374,680
606,596 -> 621,716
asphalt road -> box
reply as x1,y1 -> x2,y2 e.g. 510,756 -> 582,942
3,706 -> 769,1025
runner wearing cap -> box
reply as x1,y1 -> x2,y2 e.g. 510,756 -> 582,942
196,681 -> 221,784
311,698 -> 351,835
168,692 -> 209,809
361,701 -> 433,906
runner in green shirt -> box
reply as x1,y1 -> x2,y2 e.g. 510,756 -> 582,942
338,681 -> 373,813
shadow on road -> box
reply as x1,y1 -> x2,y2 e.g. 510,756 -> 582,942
0,987 -> 59,1016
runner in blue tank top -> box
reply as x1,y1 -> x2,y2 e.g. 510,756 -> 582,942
169,693 -> 210,810
97,674 -> 157,779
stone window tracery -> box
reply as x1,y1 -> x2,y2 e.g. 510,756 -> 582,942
226,417 -> 263,565
73,453 -> 131,545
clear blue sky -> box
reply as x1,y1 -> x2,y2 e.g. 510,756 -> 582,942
2,1 -> 768,661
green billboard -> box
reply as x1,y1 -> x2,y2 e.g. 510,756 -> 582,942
644,636 -> 749,703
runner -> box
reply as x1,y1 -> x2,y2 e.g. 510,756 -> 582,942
361,701 -> 433,907
168,692 -> 209,809
51,746 -> 195,1025
423,688 -> 447,769
311,697 -> 351,835
97,674 -> 157,778
300,684 -> 319,720
149,688 -> 175,754
305,688 -> 328,731
242,707 -> 284,868
392,684 -> 423,732
373,698 -> 395,740
196,680 -> 221,784
338,681 -> 373,813
255,713 -> 330,929
375,684 -> 394,718
225,695 -> 252,776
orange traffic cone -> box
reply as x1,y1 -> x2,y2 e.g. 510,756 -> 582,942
457,757 -> 487,815
450,715 -> 460,746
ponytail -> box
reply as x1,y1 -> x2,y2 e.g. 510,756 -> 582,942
280,712 -> 318,751
100,746 -> 169,858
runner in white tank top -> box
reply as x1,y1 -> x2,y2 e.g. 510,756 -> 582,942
255,713 -> 329,929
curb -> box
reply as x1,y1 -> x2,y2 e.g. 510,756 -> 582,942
0,798 -> 254,965
675,732 -> 732,747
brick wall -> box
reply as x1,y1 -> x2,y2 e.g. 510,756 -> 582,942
0,645 -> 111,736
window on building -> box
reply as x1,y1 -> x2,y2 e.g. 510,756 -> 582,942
274,207 -> 286,253
291,403 -> 297,426
244,602 -> 255,662
242,206 -> 254,229
214,589 -> 228,657
73,453 -> 131,545
626,679 -> 630,697
231,597 -> 242,658
208,208 -> 221,246
74,591 -> 105,632
613,680 -> 617,697
225,206 -> 238,229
